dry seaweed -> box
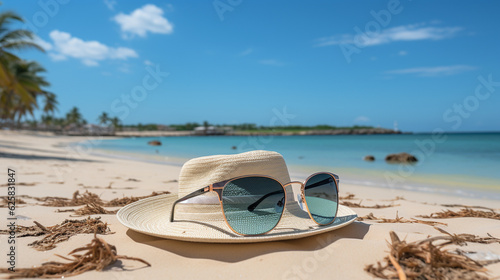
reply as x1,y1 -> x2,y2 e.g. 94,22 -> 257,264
432,227 -> 500,245
441,204 -> 497,211
340,200 -> 399,209
418,208 -> 500,221
55,209 -> 76,213
357,212 -> 447,226
73,203 -> 118,216
163,179 -> 178,183
48,192 -> 170,215
0,182 -> 38,187
105,191 -> 170,207
78,182 -> 134,190
37,190 -> 103,207
33,190 -> 169,208
0,197 -> 26,207
339,193 -> 356,200
384,196 -> 406,202
126,178 -> 140,182
0,217 -> 113,251
0,222 -> 47,237
0,233 -> 150,278
1,197 -> 26,204
357,212 -> 378,221
365,231 -> 490,280
29,217 -> 112,251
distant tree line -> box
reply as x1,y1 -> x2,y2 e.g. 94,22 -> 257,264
166,122 -> 374,131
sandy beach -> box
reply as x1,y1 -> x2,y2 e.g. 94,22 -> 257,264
1,131 -> 499,279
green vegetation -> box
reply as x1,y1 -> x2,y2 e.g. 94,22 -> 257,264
96,112 -> 121,130
122,123 -> 158,131
229,125 -> 376,134
38,107 -> 86,128
169,122 -> 200,131
97,112 -> 109,126
167,122 -> 374,132
0,9 -> 57,125
226,124 -> 374,132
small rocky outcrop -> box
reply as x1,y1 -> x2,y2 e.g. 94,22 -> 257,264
385,153 -> 418,163
148,140 -> 162,146
364,155 -> 375,161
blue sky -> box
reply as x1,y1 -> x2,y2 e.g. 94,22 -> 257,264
3,0 -> 500,132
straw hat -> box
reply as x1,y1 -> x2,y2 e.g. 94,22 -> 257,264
117,150 -> 357,243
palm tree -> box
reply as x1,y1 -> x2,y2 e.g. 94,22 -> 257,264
53,117 -> 65,127
42,91 -> 58,116
97,112 -> 109,126
0,10 -> 47,124
65,107 -> 84,126
0,60 -> 54,122
109,117 -> 121,131
41,114 -> 53,125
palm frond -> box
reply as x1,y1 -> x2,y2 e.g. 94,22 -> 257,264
0,29 -> 35,44
1,41 -> 45,52
0,11 -> 24,29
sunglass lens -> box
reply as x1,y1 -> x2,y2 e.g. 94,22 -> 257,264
304,173 -> 338,225
222,177 -> 285,235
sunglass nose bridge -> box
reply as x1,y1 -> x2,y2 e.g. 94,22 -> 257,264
283,181 -> 305,205
283,181 -> 304,188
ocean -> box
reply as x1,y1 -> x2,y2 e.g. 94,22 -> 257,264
84,132 -> 500,200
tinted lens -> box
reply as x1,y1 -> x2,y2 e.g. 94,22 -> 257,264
222,177 -> 285,235
304,173 -> 338,225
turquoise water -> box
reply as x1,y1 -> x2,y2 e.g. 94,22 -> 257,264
88,133 -> 500,199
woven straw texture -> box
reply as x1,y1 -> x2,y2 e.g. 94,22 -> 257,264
117,193 -> 358,243
178,150 -> 290,197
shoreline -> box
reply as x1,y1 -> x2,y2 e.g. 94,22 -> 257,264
1,131 -> 499,279
7,127 -> 403,137
70,136 -> 500,201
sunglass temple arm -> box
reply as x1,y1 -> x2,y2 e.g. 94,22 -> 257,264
170,185 -> 212,222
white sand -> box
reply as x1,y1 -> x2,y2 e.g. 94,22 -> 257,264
1,131 -> 499,279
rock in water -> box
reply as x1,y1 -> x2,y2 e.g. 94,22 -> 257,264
385,153 -> 418,163
148,140 -> 162,146
364,155 -> 375,161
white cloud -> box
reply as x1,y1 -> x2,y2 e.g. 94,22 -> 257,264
144,59 -> 154,66
48,30 -> 138,66
259,59 -> 284,66
48,52 -> 67,61
354,116 -> 370,123
398,50 -> 408,56
239,48 -> 253,56
316,23 -> 462,47
113,4 -> 173,38
386,65 -> 476,77
32,36 -> 53,51
103,0 -> 117,11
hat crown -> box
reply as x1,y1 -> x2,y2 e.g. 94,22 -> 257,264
178,150 -> 291,197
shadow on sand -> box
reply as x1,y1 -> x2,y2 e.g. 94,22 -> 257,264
125,221 -> 370,263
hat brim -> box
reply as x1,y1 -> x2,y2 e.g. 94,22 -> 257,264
117,194 -> 358,243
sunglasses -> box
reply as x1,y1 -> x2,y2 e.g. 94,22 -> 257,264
170,172 -> 339,236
